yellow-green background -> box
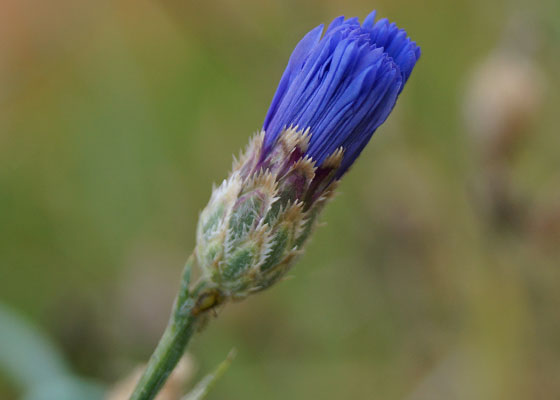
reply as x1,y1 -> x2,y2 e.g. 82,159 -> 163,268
1,0 -> 559,399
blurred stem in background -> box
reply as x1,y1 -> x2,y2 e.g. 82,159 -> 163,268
181,349 -> 236,400
463,11 -> 544,231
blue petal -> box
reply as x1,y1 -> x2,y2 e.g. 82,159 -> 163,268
262,11 -> 420,177
326,16 -> 345,33
263,24 -> 324,143
362,10 -> 377,28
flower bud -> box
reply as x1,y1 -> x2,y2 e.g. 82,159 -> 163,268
194,11 -> 419,303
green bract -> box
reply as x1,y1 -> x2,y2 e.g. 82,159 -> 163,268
195,129 -> 337,302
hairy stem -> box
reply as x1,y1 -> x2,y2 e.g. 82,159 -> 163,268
129,256 -> 201,400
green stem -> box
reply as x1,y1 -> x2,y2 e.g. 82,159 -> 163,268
130,256 -> 201,400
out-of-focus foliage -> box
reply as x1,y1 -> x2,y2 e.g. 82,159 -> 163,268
0,304 -> 105,400
1,0 -> 559,399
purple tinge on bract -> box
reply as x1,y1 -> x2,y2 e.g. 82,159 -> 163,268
262,10 -> 420,177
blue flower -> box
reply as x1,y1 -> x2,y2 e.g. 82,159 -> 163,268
262,11 -> 420,177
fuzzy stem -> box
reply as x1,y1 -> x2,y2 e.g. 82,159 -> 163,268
129,255 -> 201,400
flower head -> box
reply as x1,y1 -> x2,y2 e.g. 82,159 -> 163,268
262,10 -> 420,177
194,11 -> 419,302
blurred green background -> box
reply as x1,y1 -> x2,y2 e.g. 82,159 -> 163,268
1,0 -> 559,399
